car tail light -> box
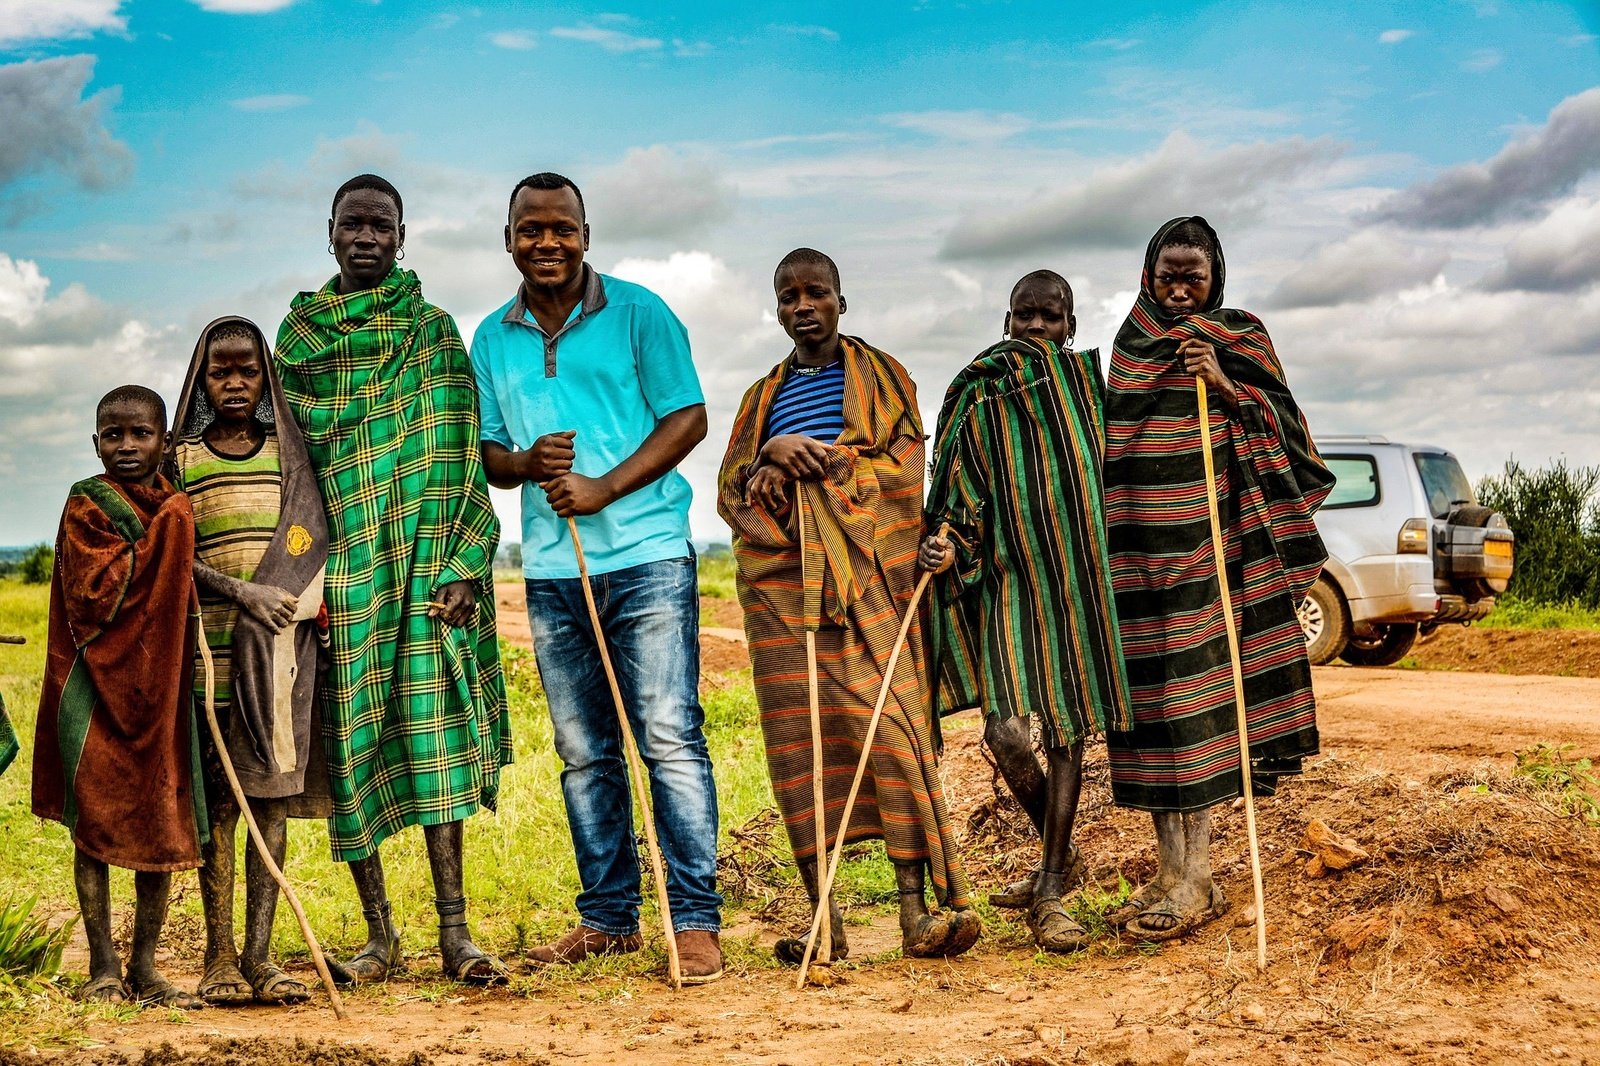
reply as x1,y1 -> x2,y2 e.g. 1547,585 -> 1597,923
1398,518 -> 1429,554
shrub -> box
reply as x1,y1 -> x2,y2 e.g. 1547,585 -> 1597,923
1476,460 -> 1600,608
17,545 -> 52,586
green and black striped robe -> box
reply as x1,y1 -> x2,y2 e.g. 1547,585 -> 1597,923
926,339 -> 1133,749
1105,217 -> 1334,812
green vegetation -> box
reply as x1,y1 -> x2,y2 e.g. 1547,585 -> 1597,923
0,576 -> 911,1036
1513,743 -> 1600,825
1478,596 -> 1600,631
17,547 -> 51,587
1477,459 -> 1600,610
697,547 -> 737,600
0,899 -> 72,981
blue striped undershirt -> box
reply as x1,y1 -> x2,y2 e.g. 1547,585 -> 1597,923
764,361 -> 846,443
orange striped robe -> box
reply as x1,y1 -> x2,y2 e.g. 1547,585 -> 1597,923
718,337 -> 970,907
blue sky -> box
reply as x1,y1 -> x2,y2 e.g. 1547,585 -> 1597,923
1,0 -> 1597,543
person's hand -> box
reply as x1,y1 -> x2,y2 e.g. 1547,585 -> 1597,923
918,535 -> 955,574
430,580 -> 477,628
239,584 -> 298,633
1179,339 -> 1237,407
524,430 -> 576,482
758,434 -> 831,480
747,465 -> 791,513
542,472 -> 614,517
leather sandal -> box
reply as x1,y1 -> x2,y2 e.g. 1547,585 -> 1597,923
1028,896 -> 1091,953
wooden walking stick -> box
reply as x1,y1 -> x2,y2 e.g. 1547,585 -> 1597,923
796,501 -> 832,965
796,522 -> 949,988
0,635 -> 25,644
566,517 -> 683,991
190,591 -> 348,1019
1195,376 -> 1269,971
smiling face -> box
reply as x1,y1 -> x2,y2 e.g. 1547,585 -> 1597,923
203,332 -> 265,426
506,185 -> 589,295
775,261 -> 845,361
1151,244 -> 1213,315
94,400 -> 167,486
329,187 -> 403,293
1006,278 -> 1075,346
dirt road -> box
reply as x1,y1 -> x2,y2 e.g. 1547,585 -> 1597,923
51,596 -> 1600,1066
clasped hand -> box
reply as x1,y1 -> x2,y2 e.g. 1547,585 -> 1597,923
238,584 -> 298,633
746,435 -> 832,513
918,535 -> 955,574
429,580 -> 477,628
529,429 -> 613,517
1178,338 -> 1237,407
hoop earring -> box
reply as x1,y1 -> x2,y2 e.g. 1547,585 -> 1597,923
1064,334 -> 1075,350
327,241 -> 335,255
396,247 -> 406,261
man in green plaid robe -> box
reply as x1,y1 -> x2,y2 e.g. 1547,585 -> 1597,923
275,174 -> 510,985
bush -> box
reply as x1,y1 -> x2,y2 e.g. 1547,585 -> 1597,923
1476,460 -> 1600,608
0,897 -> 72,980
17,545 -> 52,586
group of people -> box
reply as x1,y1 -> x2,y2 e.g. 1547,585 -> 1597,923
27,169 -> 1333,1009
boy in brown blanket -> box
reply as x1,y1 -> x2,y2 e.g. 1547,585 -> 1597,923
32,385 -> 206,1009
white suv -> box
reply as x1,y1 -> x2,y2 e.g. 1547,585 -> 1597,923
1301,437 -> 1515,666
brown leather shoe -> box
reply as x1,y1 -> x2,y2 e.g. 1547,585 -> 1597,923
526,925 -> 642,966
675,930 -> 723,985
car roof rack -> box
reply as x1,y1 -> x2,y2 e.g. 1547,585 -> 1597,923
1315,434 -> 1392,445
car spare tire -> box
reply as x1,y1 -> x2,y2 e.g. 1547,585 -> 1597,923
1299,577 -> 1349,666
1339,623 -> 1419,667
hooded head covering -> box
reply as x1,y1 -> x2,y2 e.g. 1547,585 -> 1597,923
1141,215 -> 1227,316
169,315 -> 330,804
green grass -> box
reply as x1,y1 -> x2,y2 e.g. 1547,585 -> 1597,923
0,576 -> 909,1033
696,552 -> 737,601
1479,596 -> 1600,630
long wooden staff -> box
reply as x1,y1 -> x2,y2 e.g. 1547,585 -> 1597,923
796,522 -> 949,988
1195,377 -> 1268,971
566,517 -> 683,990
796,501 -> 832,965
190,590 -> 347,1018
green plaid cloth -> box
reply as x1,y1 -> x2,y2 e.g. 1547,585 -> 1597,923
275,266 -> 510,861
0,693 -> 16,777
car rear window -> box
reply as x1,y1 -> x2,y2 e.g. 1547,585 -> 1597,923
1414,452 -> 1475,518
1322,455 -> 1380,508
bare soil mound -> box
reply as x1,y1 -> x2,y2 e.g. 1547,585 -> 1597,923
1408,625 -> 1600,678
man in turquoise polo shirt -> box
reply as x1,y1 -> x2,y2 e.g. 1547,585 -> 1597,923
471,172 -> 723,983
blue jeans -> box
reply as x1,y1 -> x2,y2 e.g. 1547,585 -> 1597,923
526,557 -> 723,934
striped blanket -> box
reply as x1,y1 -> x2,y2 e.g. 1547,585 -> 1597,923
1105,217 -> 1334,812
718,337 -> 969,907
926,338 -> 1133,749
275,267 -> 509,862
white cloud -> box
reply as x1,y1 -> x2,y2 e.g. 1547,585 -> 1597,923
0,0 -> 124,44
883,110 -> 1033,142
940,132 -> 1343,260
589,146 -> 736,240
673,38 -> 712,57
550,25 -> 662,52
1372,87 -> 1600,228
489,29 -> 536,50
1088,37 -> 1142,50
1378,29 -> 1414,44
231,93 -> 311,111
1261,230 -> 1449,309
188,0 -> 298,12
0,56 -> 132,219
1483,195 -> 1600,292
771,23 -> 839,42
1461,48 -> 1503,71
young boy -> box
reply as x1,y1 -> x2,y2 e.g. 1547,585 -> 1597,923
719,248 -> 978,964
921,270 -> 1133,952
32,385 -> 206,1008
170,317 -> 329,1006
